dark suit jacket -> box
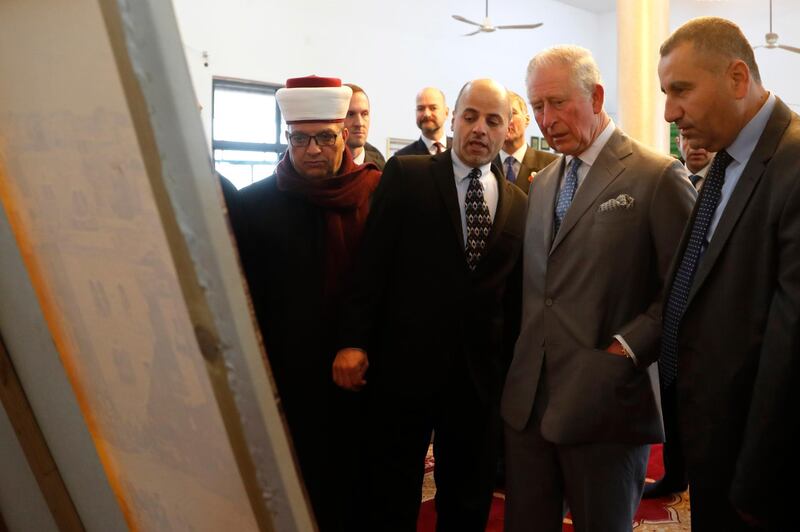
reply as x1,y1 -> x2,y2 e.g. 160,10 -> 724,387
340,151 -> 527,404
671,98 -> 800,516
394,136 -> 453,157
501,128 -> 696,444
363,142 -> 386,170
494,146 -> 559,194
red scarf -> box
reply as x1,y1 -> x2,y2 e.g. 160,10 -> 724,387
275,147 -> 381,297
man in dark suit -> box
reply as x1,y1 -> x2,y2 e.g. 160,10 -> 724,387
658,17 -> 800,530
493,90 -> 557,194
395,86 -> 452,156
501,45 -> 695,531
344,83 -> 386,169
334,79 -> 527,531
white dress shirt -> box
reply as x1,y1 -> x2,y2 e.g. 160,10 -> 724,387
499,144 -> 528,180
352,147 -> 366,165
422,133 -> 448,155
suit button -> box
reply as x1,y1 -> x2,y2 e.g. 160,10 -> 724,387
545,298 -> 553,307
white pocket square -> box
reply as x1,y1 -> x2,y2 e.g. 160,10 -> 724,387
598,194 -> 635,212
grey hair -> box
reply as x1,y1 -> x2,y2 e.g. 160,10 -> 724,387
660,16 -> 761,84
525,45 -> 603,96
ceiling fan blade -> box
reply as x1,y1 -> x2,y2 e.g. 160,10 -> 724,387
496,23 -> 543,30
778,43 -> 800,54
452,14 -> 482,27
463,29 -> 483,36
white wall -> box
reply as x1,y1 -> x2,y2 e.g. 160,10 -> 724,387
171,0 -> 800,159
171,0 -> 606,156
671,0 -> 800,112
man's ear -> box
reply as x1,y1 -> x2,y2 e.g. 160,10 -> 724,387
342,127 -> 350,143
591,83 -> 605,114
728,59 -> 750,99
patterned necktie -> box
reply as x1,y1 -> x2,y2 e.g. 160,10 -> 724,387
660,150 -> 734,388
465,168 -> 492,271
689,174 -> 702,187
433,142 -> 443,154
553,157 -> 581,236
504,155 -> 517,183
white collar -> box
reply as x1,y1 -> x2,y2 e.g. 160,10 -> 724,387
500,143 -> 528,165
566,118 -> 615,168
452,149 -> 492,182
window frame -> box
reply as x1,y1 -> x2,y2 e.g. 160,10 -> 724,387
211,78 -> 287,185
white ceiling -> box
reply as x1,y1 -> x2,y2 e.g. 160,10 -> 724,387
556,0 -> 616,13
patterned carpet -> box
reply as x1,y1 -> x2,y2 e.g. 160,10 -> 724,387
418,444 -> 691,531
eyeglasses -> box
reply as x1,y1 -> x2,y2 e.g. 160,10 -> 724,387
287,131 -> 339,147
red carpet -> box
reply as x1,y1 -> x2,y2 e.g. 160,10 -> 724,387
417,444 -> 690,531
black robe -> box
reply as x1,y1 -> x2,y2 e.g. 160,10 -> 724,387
231,175 -> 366,531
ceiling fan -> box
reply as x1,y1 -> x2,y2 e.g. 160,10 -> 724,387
754,0 -> 800,54
452,0 -> 543,37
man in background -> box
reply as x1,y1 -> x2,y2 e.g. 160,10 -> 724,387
494,90 -> 557,193
335,79 -> 526,531
677,131 -> 714,190
233,75 -> 380,531
344,83 -> 385,169
501,45 -> 695,531
659,16 -> 800,529
395,86 -> 452,156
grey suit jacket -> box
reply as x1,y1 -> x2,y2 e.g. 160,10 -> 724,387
494,147 -> 559,194
501,128 -> 696,445
671,98 -> 800,515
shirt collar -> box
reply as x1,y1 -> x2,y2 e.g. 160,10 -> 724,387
726,92 -> 776,166
452,149 -> 492,182
352,148 -> 366,165
566,118 -> 615,168
500,143 -> 528,165
421,133 -> 447,152
693,160 -> 712,178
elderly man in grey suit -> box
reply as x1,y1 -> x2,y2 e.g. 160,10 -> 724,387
501,45 -> 696,531
659,17 -> 800,530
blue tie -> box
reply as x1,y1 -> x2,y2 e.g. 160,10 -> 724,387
554,157 -> 581,236
660,150 -> 734,388
504,156 -> 517,183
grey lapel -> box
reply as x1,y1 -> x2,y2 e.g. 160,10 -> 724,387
550,129 -> 629,254
525,157 -> 562,277
687,99 -> 792,304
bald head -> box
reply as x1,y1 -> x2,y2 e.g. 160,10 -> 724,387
415,87 -> 449,140
451,79 -> 511,167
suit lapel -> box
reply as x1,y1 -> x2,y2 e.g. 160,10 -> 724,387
519,148 -> 536,184
432,151 -> 465,250
687,99 -> 792,304
536,157 -> 563,255
484,161 -> 511,254
550,129 -> 629,254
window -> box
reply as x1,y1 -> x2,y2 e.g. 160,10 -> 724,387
212,79 -> 286,189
